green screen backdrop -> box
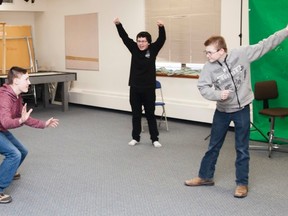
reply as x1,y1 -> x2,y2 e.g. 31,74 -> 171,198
249,0 -> 288,142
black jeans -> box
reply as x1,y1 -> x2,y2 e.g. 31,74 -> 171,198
129,87 -> 159,142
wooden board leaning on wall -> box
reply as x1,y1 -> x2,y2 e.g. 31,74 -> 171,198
0,25 -> 35,74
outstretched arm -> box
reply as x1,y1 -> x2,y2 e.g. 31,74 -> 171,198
113,17 -> 134,52
246,25 -> 288,62
20,103 -> 59,129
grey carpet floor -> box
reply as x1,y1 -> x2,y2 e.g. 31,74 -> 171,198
1,104 -> 288,216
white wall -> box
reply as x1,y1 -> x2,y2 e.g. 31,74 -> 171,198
0,0 -> 249,123
0,0 -> 47,40
34,0 -> 145,113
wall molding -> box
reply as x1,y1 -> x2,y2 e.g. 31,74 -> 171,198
69,88 -> 216,124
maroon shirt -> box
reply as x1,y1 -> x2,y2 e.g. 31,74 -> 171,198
0,84 -> 45,131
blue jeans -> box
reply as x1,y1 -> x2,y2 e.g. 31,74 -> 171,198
198,105 -> 250,186
0,131 -> 28,193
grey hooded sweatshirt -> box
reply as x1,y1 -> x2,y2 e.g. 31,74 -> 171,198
197,27 -> 288,113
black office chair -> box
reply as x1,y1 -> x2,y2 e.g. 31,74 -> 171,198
252,80 -> 288,157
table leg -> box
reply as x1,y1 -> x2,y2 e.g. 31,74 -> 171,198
43,83 -> 50,108
62,81 -> 69,112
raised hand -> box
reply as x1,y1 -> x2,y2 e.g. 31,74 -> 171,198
157,20 -> 164,27
113,17 -> 120,25
19,103 -> 33,124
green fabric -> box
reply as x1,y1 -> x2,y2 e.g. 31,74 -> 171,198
249,0 -> 288,142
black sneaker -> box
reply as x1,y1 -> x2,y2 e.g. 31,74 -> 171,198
0,193 -> 12,204
13,172 -> 21,180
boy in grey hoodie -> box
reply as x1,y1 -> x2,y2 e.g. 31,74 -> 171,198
184,25 -> 288,198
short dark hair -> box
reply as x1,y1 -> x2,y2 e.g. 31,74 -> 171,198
7,66 -> 27,84
204,36 -> 228,52
136,31 -> 152,44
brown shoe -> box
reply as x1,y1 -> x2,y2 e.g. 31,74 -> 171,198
184,177 -> 214,186
13,172 -> 21,180
234,185 -> 248,198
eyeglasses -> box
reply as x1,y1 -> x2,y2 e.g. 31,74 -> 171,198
137,40 -> 148,43
204,49 -> 220,55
